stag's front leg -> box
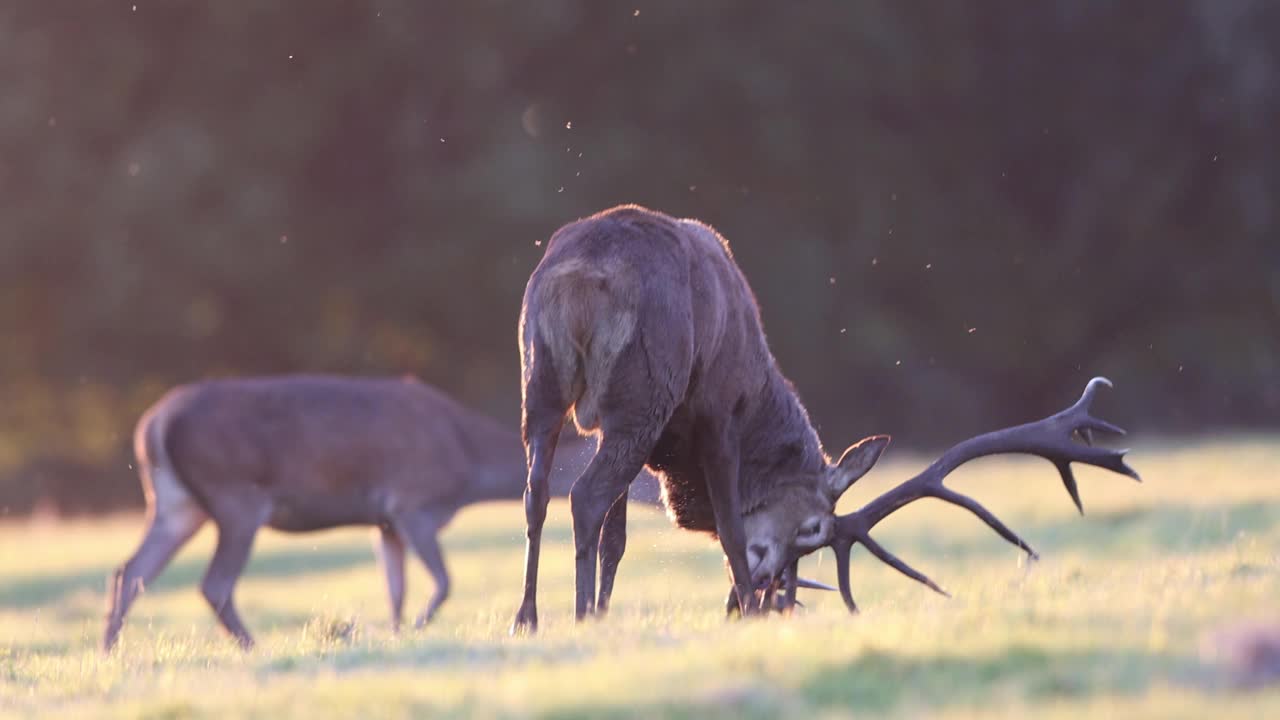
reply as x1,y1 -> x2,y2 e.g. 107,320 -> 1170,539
699,421 -> 758,617
569,430 -> 653,621
596,494 -> 629,614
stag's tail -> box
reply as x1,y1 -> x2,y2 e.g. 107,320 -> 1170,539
524,258 -> 639,433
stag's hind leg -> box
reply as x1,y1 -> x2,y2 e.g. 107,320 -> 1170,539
511,338 -> 570,635
569,357 -> 676,621
570,427 -> 660,621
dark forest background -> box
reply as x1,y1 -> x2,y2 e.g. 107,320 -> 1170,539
1,1 -> 1277,515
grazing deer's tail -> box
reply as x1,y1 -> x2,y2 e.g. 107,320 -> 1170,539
133,390 -> 207,525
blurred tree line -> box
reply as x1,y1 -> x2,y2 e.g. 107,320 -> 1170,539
0,1 -> 1276,515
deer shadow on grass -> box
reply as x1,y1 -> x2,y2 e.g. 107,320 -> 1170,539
5,500 -> 1270,611
550,646 -> 1196,720
797,645 -> 1178,713
0,541 -> 373,609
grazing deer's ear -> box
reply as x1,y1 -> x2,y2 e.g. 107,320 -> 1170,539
827,435 -> 891,498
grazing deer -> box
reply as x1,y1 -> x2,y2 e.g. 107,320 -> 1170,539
102,374 -> 661,651
512,204 -> 1139,631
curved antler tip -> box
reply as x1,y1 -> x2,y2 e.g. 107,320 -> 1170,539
1078,376 -> 1113,403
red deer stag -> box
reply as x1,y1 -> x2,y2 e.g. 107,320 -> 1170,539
512,205 -> 1138,631
102,374 -> 661,651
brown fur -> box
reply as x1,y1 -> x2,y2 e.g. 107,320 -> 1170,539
104,374 -> 659,651
512,205 -> 884,629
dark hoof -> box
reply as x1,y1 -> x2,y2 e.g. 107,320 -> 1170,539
510,607 -> 538,636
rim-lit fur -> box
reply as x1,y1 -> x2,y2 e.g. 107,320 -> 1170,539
512,205 -> 888,627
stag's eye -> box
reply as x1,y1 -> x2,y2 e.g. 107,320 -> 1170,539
798,519 -> 822,538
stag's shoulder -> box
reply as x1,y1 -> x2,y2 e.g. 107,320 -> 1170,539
585,203 -> 681,232
546,204 -> 739,272
543,205 -> 684,255
675,216 -> 735,260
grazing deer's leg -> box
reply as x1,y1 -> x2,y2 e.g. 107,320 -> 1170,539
596,493 -> 628,614
397,508 -> 453,628
373,526 -> 407,631
103,502 -> 207,652
200,521 -> 261,649
512,357 -> 568,635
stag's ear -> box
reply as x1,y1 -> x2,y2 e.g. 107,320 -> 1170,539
827,435 -> 891,498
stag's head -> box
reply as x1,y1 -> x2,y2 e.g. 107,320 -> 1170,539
741,435 -> 891,586
747,378 -> 1142,612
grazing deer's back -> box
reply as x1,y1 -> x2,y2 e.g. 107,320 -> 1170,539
155,376 -> 489,513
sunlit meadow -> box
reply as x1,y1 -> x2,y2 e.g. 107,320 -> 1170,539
2,438 -> 1278,718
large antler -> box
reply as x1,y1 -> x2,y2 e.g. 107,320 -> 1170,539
828,376 -> 1140,612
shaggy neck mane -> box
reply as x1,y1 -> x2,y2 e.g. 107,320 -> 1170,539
736,369 -> 827,514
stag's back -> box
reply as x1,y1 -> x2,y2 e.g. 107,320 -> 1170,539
522,205 -> 773,434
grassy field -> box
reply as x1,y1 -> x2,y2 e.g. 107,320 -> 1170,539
1,437 -> 1278,718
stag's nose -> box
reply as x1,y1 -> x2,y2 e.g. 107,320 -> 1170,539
747,543 -> 777,587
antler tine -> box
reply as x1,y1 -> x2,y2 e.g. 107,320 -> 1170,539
1056,377 -> 1141,487
859,532 -> 951,597
825,376 -> 1140,613
832,538 -> 858,613
770,560 -> 802,614
1064,377 -> 1132,440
